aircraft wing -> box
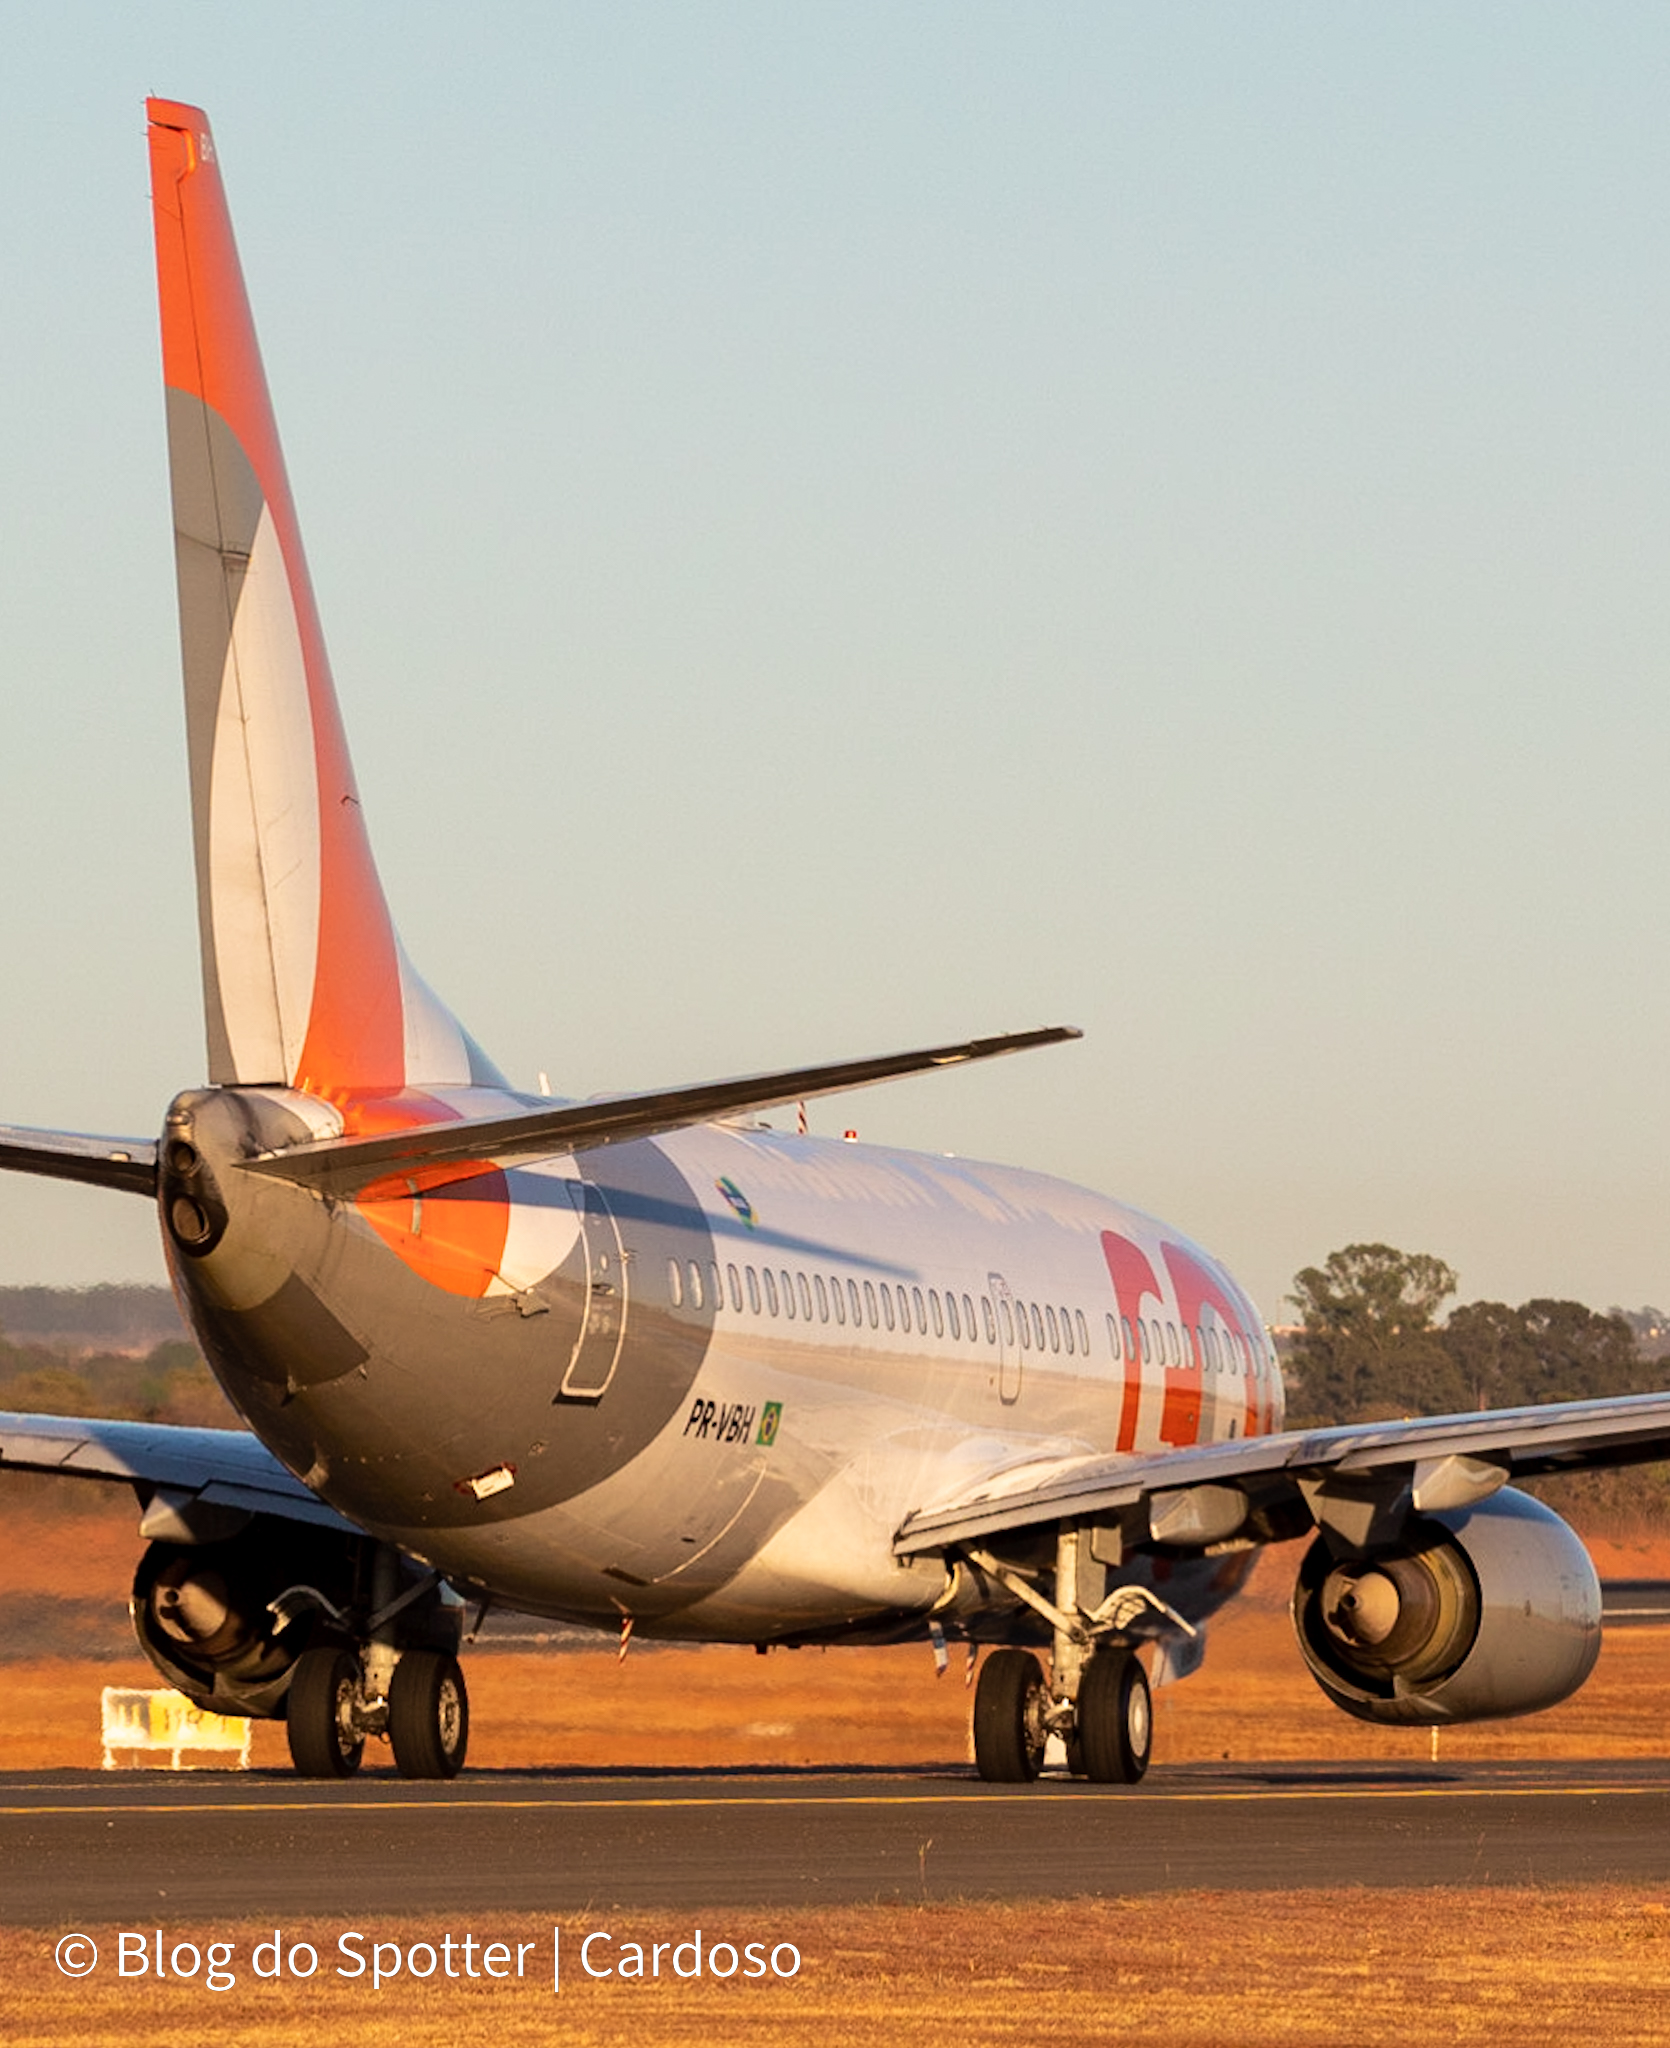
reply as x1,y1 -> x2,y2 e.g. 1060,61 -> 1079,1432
893,1390 -> 1670,1555
0,1411 -> 359,1533
239,1026 -> 1081,1199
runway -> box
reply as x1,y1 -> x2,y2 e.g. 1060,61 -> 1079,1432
4,1760 -> 1670,1922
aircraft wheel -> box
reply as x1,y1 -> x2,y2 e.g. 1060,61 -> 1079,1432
388,1649 -> 470,1779
973,1649 -> 1047,1783
1076,1648 -> 1151,1784
286,1645 -> 365,1778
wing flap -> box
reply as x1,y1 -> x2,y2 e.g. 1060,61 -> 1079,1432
238,1026 -> 1081,1198
893,1390 -> 1670,1553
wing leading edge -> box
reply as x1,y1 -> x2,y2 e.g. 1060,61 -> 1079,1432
894,1390 -> 1670,1556
0,1412 -> 359,1533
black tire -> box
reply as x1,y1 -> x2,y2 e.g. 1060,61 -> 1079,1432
388,1649 -> 470,1779
1076,1648 -> 1151,1784
286,1645 -> 365,1778
973,1649 -> 1047,1783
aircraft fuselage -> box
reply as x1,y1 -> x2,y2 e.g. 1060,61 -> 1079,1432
160,1079 -> 1281,1644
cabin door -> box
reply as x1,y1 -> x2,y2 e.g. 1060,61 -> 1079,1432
560,1180 -> 628,1400
989,1271 -> 1021,1405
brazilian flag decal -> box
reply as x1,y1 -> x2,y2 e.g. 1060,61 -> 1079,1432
757,1401 -> 783,1447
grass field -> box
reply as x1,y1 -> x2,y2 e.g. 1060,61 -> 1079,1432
7,1891 -> 1670,2047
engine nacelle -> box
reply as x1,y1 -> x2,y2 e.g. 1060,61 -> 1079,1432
132,1518 -> 364,1719
1292,1487 -> 1601,1726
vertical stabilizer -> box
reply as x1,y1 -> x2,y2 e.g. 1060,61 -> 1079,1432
148,101 -> 497,1097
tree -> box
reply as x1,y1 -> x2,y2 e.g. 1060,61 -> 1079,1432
1442,1298 -> 1646,1409
1287,1243 -> 1464,1424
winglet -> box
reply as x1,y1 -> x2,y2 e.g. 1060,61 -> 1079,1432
148,100 -> 498,1098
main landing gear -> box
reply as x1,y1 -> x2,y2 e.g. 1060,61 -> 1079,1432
285,1642 -> 470,1779
282,1543 -> 470,1779
972,1645 -> 1151,1784
963,1522 -> 1181,1785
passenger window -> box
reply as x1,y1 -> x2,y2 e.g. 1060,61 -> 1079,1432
1030,1304 -> 1045,1351
812,1274 -> 826,1322
1166,1321 -> 1179,1365
881,1285 -> 896,1332
1046,1305 -> 1060,1353
913,1286 -> 927,1333
1017,1304 -> 1031,1350
1107,1312 -> 1119,1358
849,1278 -> 864,1326
763,1269 -> 780,1316
861,1281 -> 877,1328
746,1266 -> 761,1314
930,1289 -> 945,1337
1076,1309 -> 1089,1355
1208,1328 -> 1221,1371
797,1272 -> 813,1321
728,1263 -> 742,1313
710,1262 -> 723,1311
667,1258 -> 683,1308
944,1291 -> 959,1340
999,1299 -> 1014,1347
688,1260 -> 704,1310
982,1296 -> 996,1344
1139,1321 -> 1150,1365
896,1287 -> 910,1334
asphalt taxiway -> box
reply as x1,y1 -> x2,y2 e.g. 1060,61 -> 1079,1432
4,1760 -> 1669,1922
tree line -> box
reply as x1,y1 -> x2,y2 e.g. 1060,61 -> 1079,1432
0,1327 -> 238,1430
1286,1242 -> 1660,1426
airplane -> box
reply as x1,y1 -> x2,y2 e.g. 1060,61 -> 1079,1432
4,98 -> 1670,1784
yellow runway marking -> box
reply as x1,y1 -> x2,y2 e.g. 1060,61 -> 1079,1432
4,1780 -> 1669,1819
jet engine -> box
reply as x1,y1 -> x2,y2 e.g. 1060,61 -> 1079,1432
1292,1487 -> 1601,1726
132,1517 -> 363,1719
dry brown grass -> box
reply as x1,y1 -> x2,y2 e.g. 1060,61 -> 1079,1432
7,1892 -> 1670,2046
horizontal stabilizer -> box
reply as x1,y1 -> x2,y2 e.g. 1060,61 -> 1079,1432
240,1025 -> 1082,1198
0,1126 -> 157,1197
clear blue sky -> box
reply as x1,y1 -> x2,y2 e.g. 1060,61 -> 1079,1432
3,4 -> 1669,1325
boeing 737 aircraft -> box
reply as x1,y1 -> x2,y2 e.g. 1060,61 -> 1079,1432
3,101 -> 1669,1783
